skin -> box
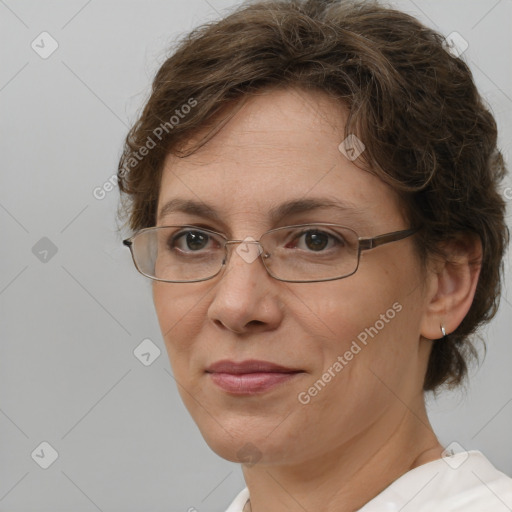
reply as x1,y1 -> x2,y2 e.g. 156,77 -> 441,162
152,86 -> 481,512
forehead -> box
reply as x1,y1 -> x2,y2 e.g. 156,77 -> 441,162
157,87 -> 403,230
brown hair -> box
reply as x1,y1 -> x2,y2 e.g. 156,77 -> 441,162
118,0 -> 509,391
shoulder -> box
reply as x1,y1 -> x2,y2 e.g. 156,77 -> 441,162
225,452 -> 512,512
359,451 -> 512,512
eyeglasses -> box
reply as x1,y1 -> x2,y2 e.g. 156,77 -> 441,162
123,223 -> 418,283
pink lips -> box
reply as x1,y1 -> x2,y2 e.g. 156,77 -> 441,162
206,359 -> 303,394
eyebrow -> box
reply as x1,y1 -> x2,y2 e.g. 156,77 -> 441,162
157,197 -> 367,226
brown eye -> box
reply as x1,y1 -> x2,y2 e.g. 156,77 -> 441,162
171,230 -> 214,252
304,231 -> 329,251
286,229 -> 344,252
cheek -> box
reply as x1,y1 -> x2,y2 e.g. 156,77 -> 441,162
295,298 -> 416,427
300,258 -> 422,384
305,280 -> 400,348
152,283 -> 206,370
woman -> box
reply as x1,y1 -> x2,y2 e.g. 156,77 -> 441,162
118,0 -> 512,510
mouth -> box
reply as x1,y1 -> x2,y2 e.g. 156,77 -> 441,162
205,359 -> 304,395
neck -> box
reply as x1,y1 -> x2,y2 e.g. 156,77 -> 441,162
241,397 -> 443,512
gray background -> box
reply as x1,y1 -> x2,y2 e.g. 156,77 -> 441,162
1,0 -> 511,511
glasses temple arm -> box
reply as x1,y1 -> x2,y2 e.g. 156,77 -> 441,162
359,228 -> 419,251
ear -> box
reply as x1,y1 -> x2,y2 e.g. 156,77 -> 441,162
420,234 -> 482,340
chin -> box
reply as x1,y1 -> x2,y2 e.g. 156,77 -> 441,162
201,428 -> 263,464
195,416 -> 290,466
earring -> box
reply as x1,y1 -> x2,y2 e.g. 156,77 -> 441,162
440,324 -> 447,338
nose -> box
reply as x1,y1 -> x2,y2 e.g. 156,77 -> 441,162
206,239 -> 283,334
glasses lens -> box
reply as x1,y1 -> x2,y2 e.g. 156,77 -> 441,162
261,224 -> 360,281
131,226 -> 225,282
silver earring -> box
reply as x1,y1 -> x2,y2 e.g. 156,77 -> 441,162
440,324 -> 447,337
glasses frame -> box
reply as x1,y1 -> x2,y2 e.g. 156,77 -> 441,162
123,223 -> 419,284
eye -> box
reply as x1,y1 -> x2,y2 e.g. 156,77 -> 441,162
285,229 -> 345,252
169,229 -> 221,253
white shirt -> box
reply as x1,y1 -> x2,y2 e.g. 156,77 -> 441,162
225,451 -> 512,511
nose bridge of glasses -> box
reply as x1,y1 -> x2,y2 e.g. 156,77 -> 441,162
224,238 -> 267,256
220,238 -> 271,272
224,239 -> 263,247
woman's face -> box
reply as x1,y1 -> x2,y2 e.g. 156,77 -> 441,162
153,87 -> 432,466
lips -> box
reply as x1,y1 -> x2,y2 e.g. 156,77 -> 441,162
206,359 -> 301,374
206,359 -> 303,394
